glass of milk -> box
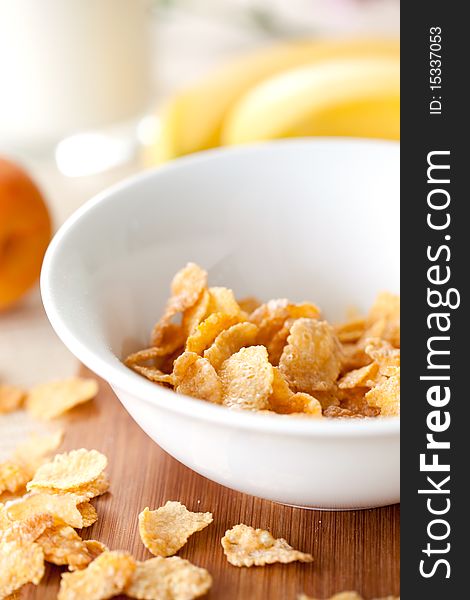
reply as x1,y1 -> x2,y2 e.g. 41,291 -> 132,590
0,0 -> 151,174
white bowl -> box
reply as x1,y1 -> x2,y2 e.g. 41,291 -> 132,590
41,139 -> 400,510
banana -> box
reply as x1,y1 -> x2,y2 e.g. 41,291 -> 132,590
222,57 -> 400,145
147,39 -> 399,164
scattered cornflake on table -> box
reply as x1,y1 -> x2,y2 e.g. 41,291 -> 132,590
36,523 -> 103,570
221,523 -> 313,567
0,514 -> 55,598
0,535 -> 45,598
25,377 -> 99,420
27,448 -> 107,492
138,501 -> 213,557
0,385 -> 25,414
58,550 -> 136,600
6,491 -> 88,528
126,556 -> 212,600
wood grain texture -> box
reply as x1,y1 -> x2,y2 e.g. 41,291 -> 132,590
24,369 -> 399,599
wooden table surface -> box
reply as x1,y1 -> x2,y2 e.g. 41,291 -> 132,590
24,369 -> 400,599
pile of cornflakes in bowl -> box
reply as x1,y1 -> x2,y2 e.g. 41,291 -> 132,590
124,263 -> 400,418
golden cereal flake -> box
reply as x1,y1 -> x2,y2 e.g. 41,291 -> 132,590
334,317 -> 366,344
171,264 -> 208,308
58,550 -> 136,600
251,300 -> 320,350
0,461 -> 30,495
185,313 -> 240,355
268,369 -> 322,416
173,352 -> 222,404
338,363 -> 380,390
126,556 -> 212,600
78,501 -> 98,527
207,287 -> 243,317
182,289 -> 210,336
27,449 -> 107,492
0,538 -> 45,598
26,378 -> 98,420
36,524 -> 95,570
0,513 -> 55,544
365,339 -> 400,377
219,346 -> 273,411
365,373 -> 400,417
138,501 -> 213,557
32,472 -> 110,500
129,365 -> 175,386
125,330 -> 185,365
363,292 -> 400,347
151,264 -> 208,347
0,385 -> 25,414
266,319 -> 294,365
6,492 -> 87,529
279,319 -> 342,393
204,322 -> 258,371
222,523 -> 313,567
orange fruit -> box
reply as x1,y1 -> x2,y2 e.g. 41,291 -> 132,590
0,157 -> 52,310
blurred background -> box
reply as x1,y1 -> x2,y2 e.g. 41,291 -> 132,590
0,0 -> 399,446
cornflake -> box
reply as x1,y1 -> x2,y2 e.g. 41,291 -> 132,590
365,373 -> 400,417
0,461 -> 30,496
204,322 -> 259,371
36,523 -> 97,570
182,289 -> 210,336
185,313 -> 240,355
0,385 -> 25,414
126,556 -> 212,600
151,263 -> 208,347
221,523 -> 313,567
173,352 -> 222,404
27,449 -> 107,492
26,378 -> 98,420
138,501 -> 213,557
279,319 -> 342,394
207,287 -> 243,317
220,346 -> 273,411
6,491 -> 87,528
362,291 -> 400,348
268,369 -> 322,416
338,363 -> 380,390
0,538 -> 45,598
58,550 -> 136,600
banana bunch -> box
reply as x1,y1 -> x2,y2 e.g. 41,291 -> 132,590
147,38 -> 399,165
